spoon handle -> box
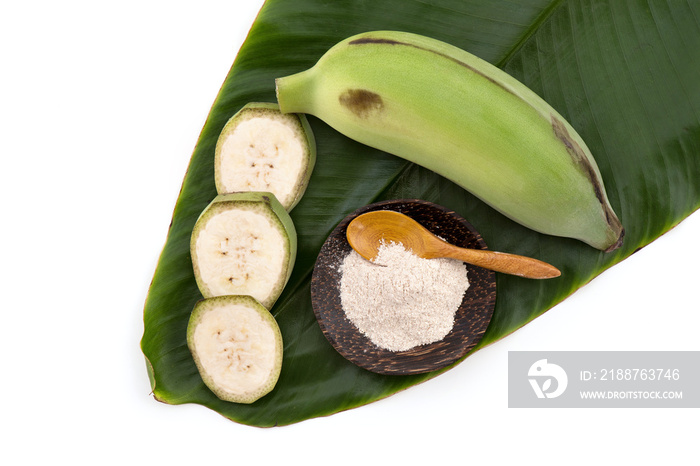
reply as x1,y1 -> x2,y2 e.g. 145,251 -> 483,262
439,243 -> 561,279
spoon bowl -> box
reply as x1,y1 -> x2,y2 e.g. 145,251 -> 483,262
347,210 -> 560,279
310,199 -> 496,375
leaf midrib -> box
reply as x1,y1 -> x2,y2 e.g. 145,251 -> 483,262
496,0 -> 566,68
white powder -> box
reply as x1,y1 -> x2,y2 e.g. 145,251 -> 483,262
339,241 -> 470,352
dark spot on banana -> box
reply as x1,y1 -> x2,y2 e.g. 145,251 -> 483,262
349,37 -> 402,46
551,116 -> 603,203
339,89 -> 384,118
551,115 -> 624,247
605,228 -> 625,253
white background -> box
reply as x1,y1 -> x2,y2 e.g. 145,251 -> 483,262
1,1 -> 698,464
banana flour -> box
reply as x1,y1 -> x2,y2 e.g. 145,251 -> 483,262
339,241 -> 470,351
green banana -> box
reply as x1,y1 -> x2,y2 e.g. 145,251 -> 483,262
275,30 -> 624,252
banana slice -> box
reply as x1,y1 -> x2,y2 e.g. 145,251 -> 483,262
191,192 -> 296,309
214,102 -> 316,211
187,295 -> 283,404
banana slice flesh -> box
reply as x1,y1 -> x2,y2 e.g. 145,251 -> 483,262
187,295 -> 283,404
191,192 -> 296,309
215,102 -> 315,211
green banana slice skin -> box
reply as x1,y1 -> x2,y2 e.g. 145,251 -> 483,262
276,30 -> 624,252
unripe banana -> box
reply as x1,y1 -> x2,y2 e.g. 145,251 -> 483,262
275,31 -> 624,251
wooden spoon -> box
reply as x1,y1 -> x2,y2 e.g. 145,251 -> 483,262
346,210 -> 560,279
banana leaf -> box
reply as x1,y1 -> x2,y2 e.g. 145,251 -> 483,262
141,0 -> 700,427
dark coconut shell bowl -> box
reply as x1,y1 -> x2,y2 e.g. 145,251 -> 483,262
310,199 -> 497,375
